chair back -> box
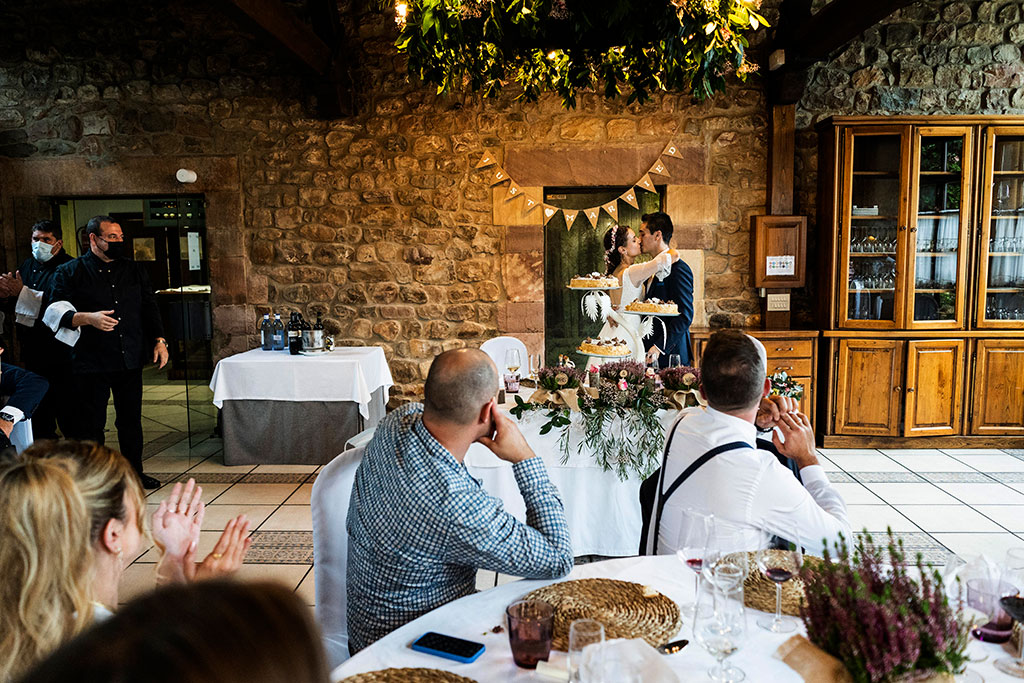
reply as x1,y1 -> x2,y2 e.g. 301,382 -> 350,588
311,445 -> 365,668
479,336 -> 530,374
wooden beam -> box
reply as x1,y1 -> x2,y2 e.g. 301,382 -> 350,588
306,0 -> 355,117
768,104 -> 795,215
225,0 -> 332,75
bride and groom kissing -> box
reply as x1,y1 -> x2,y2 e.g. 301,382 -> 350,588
598,212 -> 695,365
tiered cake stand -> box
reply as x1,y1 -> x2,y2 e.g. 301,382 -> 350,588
567,283 -> 642,363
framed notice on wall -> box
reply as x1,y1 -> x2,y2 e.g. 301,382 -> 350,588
751,215 -> 807,288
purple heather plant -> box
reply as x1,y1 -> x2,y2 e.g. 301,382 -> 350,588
800,530 -> 968,683
537,364 -> 584,391
598,359 -> 646,384
659,365 -> 700,391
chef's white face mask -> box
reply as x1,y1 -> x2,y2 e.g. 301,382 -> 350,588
31,240 -> 56,263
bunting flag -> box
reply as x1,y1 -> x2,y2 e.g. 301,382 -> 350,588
650,159 -> 670,176
564,210 -> 580,231
635,173 -> 655,192
476,149 -> 499,168
474,141 -> 685,230
662,142 -> 685,159
489,167 -> 508,185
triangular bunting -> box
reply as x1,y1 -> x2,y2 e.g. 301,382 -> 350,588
564,210 -> 579,231
489,167 -> 508,185
476,148 -> 498,168
542,204 -> 560,225
635,173 -> 655,192
602,201 -> 618,219
650,160 -> 670,176
504,181 -> 521,202
522,195 -> 539,214
585,208 -> 601,227
662,142 -> 684,159
621,190 -> 639,209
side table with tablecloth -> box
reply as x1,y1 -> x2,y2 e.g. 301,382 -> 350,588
210,347 -> 393,465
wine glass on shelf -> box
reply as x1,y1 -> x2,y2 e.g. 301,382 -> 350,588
755,526 -> 803,634
505,348 -> 521,379
694,564 -> 748,683
675,508 -> 715,618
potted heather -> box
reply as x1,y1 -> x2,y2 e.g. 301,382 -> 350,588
801,531 -> 969,683
659,365 -> 704,410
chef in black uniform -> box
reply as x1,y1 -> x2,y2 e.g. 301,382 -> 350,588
46,215 -> 168,489
0,219 -> 74,439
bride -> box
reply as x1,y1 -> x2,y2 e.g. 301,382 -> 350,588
591,225 -> 679,364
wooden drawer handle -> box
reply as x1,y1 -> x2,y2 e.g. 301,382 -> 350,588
774,366 -> 793,372
774,347 -> 794,352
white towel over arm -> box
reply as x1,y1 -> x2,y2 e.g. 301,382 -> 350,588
14,286 -> 44,326
42,301 -> 81,347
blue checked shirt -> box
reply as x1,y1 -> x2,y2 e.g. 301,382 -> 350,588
346,403 -> 573,653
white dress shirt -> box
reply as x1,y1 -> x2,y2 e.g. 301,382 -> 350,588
654,406 -> 850,557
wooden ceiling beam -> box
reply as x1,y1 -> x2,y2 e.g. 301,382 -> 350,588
225,0 -> 332,75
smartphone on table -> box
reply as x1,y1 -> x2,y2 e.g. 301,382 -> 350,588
410,632 -> 485,664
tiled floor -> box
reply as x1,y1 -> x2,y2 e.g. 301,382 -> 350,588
118,379 -> 1024,608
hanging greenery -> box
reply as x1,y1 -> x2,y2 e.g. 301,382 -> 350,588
388,0 -> 768,107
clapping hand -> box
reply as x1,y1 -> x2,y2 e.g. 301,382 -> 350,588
184,514 -> 252,581
151,478 -> 204,559
0,272 -> 23,297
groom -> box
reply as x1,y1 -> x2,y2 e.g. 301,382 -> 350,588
638,212 -> 694,365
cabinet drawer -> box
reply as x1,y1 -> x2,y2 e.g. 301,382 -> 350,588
764,339 -> 815,359
766,357 -> 813,376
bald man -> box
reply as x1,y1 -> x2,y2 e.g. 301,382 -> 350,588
346,349 -> 573,653
643,329 -> 849,558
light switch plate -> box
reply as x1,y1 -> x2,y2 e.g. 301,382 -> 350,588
766,293 -> 790,311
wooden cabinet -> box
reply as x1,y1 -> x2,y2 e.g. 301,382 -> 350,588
819,116 -> 1024,446
971,339 -> 1024,435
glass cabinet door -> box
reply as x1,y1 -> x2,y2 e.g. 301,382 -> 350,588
907,128 -> 972,329
979,128 -> 1024,328
840,128 -> 909,328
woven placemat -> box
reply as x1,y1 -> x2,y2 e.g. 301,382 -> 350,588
338,669 -> 477,683
522,578 -> 681,650
724,550 -> 816,617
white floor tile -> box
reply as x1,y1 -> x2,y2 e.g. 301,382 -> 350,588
252,464 -> 320,474
259,505 -> 313,531
234,564 -> 309,590
823,454 -> 908,472
147,482 -> 231,504
202,504 -> 277,530
932,532 -> 1024,561
831,483 -> 884,504
285,484 -> 313,505
949,455 -> 1024,472
935,483 -> 1024,505
475,570 -> 497,591
186,460 -> 255,474
859,483 -> 961,505
887,454 -> 974,472
845,505 -> 921,532
894,505 -> 1006,533
819,448 -> 882,456
974,506 -> 1024,532
214,483 -> 302,505
141,456 -> 199,474
940,449 -> 1008,456
296,569 -> 316,606
879,449 -> 946,457
118,563 -> 158,604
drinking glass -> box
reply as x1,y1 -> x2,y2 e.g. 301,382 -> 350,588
669,354 -> 682,368
568,619 -> 605,682
755,527 -> 802,634
505,348 -> 522,378
529,353 -> 542,381
675,508 -> 715,618
967,578 -> 1017,643
506,600 -> 554,669
707,519 -> 754,583
1004,547 -> 1024,590
694,565 -> 747,682
995,596 -> 1024,677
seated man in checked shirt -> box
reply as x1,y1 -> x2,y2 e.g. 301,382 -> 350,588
346,348 -> 574,653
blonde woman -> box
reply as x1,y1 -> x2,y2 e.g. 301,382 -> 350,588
0,458 -> 93,682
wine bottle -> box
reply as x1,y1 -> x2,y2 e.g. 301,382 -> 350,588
311,313 -> 325,351
260,314 -> 273,351
288,312 -> 303,355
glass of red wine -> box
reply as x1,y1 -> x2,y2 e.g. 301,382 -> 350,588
675,508 -> 715,618
995,596 -> 1024,678
755,527 -> 802,633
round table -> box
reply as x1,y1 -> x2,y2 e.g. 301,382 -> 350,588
331,556 -> 1017,681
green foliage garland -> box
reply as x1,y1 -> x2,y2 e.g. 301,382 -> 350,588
389,0 -> 768,107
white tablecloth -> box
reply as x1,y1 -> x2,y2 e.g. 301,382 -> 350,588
209,347 -> 393,420
332,555 -> 1017,682
465,407 -> 679,557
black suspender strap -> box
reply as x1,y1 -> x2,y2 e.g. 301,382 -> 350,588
649,439 -> 754,555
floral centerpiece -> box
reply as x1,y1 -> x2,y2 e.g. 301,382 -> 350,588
659,365 -> 704,410
801,531 -> 969,683
769,371 -> 804,401
510,364 -> 584,438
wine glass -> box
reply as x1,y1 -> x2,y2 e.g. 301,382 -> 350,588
996,595 -> 1024,677
668,354 -> 681,368
710,519 -> 755,584
755,527 -> 802,633
675,508 -> 715,618
694,565 -> 747,682
528,353 -> 541,381
505,348 -> 521,378
568,619 -> 604,682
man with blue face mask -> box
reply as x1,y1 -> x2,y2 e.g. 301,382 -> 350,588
0,220 -> 73,439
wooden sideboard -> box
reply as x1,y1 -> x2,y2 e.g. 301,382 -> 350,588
690,329 -> 820,429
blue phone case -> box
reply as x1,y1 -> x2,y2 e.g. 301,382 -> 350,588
410,632 -> 485,664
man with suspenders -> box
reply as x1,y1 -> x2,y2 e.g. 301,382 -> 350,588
642,330 -> 849,557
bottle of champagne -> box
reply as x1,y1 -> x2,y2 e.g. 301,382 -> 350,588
288,313 -> 303,355
260,314 -> 273,351
272,313 -> 285,351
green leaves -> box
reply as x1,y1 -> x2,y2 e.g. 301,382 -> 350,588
388,0 -> 767,108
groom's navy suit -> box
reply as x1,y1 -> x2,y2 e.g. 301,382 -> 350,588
642,258 -> 694,365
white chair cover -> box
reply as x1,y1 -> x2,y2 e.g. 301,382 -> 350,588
10,419 -> 33,453
479,336 -> 530,374
311,445 -> 365,668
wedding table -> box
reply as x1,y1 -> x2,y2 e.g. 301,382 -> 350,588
464,405 -> 679,557
210,347 -> 393,465
331,555 -> 1018,682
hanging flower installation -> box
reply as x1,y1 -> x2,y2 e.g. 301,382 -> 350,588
389,0 -> 767,107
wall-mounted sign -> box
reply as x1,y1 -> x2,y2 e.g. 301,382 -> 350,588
766,255 -> 795,277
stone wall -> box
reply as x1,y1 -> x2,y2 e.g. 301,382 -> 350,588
2,0 -> 1018,403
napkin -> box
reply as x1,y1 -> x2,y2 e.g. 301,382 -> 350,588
580,638 -> 679,683
775,634 -> 853,683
